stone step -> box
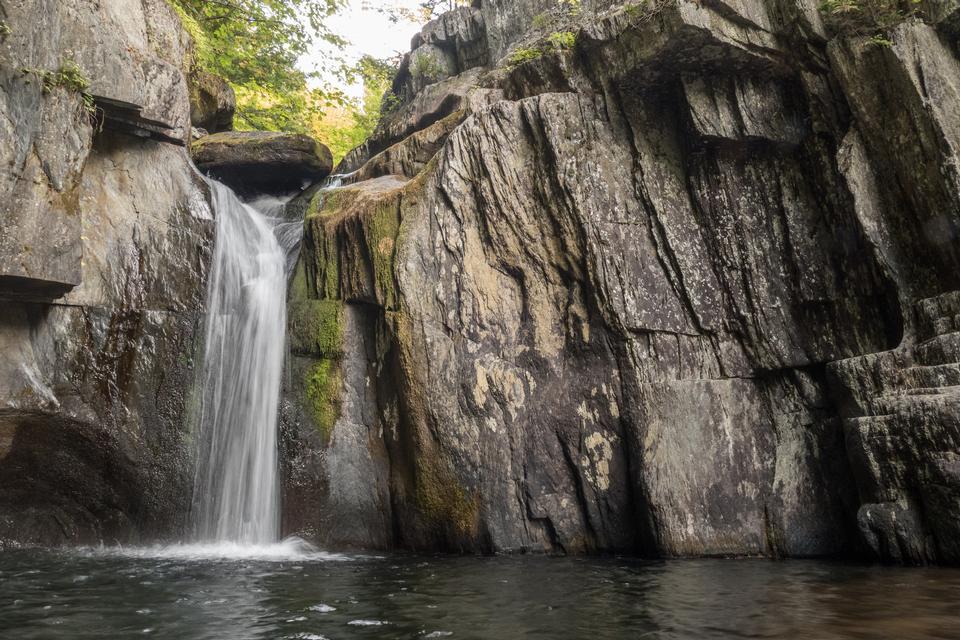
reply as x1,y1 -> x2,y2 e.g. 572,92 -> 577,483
916,331 -> 960,366
897,363 -> 960,390
927,452 -> 960,489
916,290 -> 960,340
872,384 -> 960,416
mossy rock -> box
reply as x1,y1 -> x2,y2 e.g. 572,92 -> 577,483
304,358 -> 343,441
288,261 -> 344,358
415,457 -> 481,538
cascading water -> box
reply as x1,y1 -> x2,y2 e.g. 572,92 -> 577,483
191,181 -> 290,545
189,177 -> 343,549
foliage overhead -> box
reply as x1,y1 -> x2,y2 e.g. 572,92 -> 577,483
363,0 -> 472,24
312,55 -> 398,163
170,0 -> 348,132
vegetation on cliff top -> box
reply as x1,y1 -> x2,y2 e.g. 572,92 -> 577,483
20,59 -> 96,117
311,56 -> 396,162
169,0 -> 395,162
364,0 -> 472,23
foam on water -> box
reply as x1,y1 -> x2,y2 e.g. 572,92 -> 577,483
77,537 -> 355,563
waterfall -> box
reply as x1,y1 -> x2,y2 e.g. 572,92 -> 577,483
189,177 -> 344,547
191,181 -> 290,545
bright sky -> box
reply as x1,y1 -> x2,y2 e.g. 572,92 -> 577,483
302,0 -> 428,99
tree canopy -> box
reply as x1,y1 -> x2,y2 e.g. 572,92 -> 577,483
170,0 -> 353,132
311,55 -> 397,162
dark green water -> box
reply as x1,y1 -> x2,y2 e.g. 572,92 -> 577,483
1,545 -> 958,639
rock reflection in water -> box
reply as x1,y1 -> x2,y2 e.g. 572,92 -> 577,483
1,552 -> 959,639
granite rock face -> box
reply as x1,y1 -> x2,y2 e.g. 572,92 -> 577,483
0,0 -> 215,545
285,0 -> 960,563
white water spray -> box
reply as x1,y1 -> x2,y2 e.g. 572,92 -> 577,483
191,181 -> 290,545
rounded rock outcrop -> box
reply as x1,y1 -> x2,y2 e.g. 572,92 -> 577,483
191,131 -> 334,197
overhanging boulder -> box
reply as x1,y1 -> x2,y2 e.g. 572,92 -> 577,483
191,131 -> 334,197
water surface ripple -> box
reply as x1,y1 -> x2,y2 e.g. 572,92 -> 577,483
1,551 -> 958,639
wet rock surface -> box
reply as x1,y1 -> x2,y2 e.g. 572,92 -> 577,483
284,0 -> 960,563
2,0 -> 959,565
192,131 -> 334,198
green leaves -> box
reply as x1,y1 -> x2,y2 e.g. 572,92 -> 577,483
169,1 -> 405,161
361,0 -> 470,24
312,55 -> 397,163
170,0 -> 347,132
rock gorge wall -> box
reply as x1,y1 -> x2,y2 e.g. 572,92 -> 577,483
0,0 -> 220,545
285,0 -> 960,563
1,0 -> 958,566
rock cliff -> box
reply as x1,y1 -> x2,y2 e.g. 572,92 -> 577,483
285,0 -> 960,563
0,0 -> 216,545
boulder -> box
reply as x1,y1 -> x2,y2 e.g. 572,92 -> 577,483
191,131 -> 334,197
188,70 -> 235,133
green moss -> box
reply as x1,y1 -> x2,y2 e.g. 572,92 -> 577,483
319,230 -> 340,300
415,458 -> 480,537
306,187 -> 358,221
508,46 -> 544,67
305,359 -> 343,440
22,59 -> 95,116
293,300 -> 344,356
288,258 -> 312,301
547,30 -> 577,50
289,256 -> 344,440
314,300 -> 344,355
0,20 -> 11,36
302,218 -> 340,301
507,30 -> 578,69
365,198 -> 402,309
300,188 -> 344,299
289,259 -> 344,356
